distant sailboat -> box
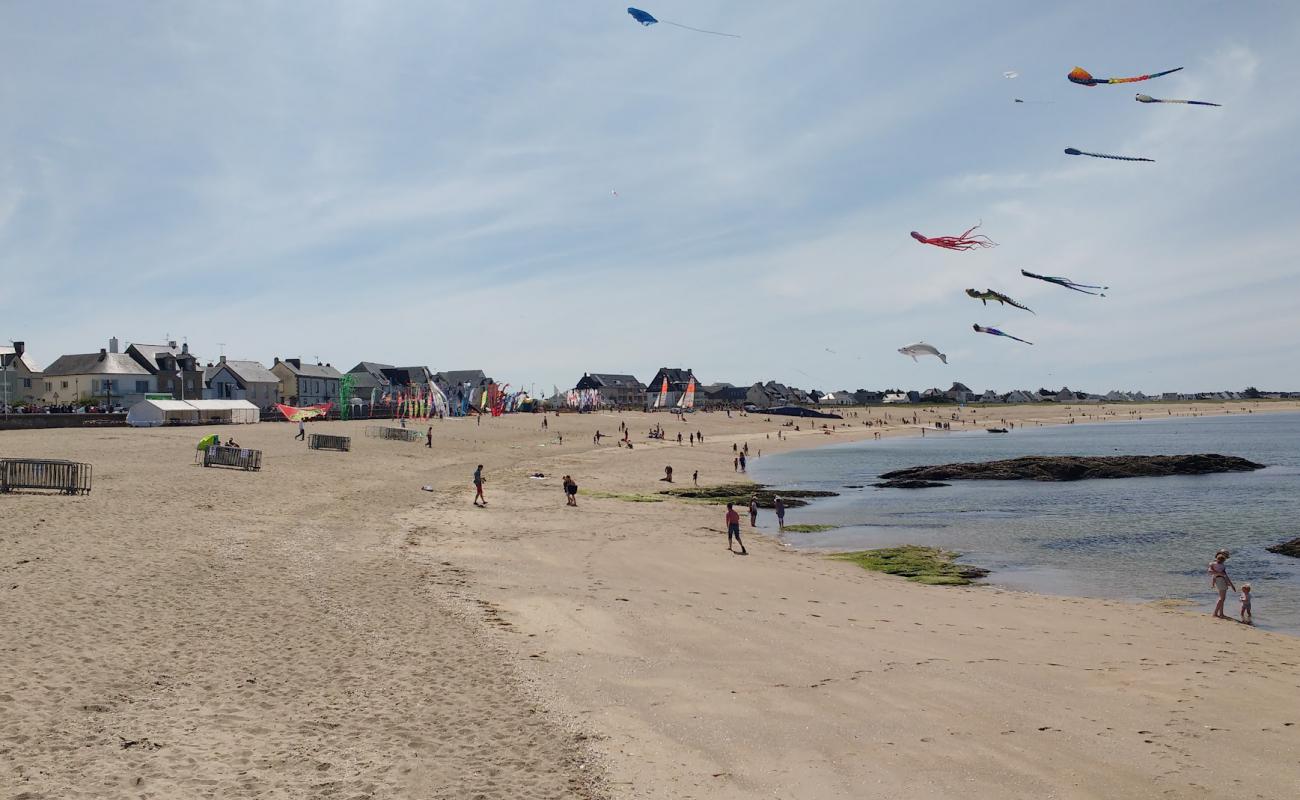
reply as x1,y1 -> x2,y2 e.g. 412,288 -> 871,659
679,378 -> 696,410
653,376 -> 669,409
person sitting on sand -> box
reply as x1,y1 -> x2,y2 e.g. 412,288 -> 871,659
1239,583 -> 1253,625
1208,549 -> 1235,619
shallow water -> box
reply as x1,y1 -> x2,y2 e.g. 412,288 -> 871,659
750,412 -> 1300,633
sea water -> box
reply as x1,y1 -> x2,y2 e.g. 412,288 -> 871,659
749,412 -> 1300,633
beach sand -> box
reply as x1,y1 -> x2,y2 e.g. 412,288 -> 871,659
3,401 -> 1298,798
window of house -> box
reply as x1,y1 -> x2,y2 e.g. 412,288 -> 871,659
22,378 -> 31,388
44,382 -> 52,392
136,380 -> 149,393
61,381 -> 69,389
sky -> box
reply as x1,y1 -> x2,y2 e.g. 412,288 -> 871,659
2,1 -> 1298,395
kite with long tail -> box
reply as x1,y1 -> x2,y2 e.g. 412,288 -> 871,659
1065,147 -> 1154,163
973,324 -> 1033,345
966,289 -> 1033,313
1068,66 -> 1182,86
1021,269 -> 1107,297
911,223 -> 997,251
627,7 -> 740,38
1135,93 -> 1220,107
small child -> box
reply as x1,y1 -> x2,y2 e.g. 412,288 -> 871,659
1239,583 -> 1253,625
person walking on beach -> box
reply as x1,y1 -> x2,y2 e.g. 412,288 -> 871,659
1239,583 -> 1253,625
733,456 -> 739,472
748,495 -> 759,527
1208,549 -> 1235,619
725,503 -> 747,555
426,426 -> 433,448
692,470 -> 699,487
472,465 -> 487,507
563,475 -> 578,507
739,453 -> 747,473
774,496 -> 786,531
296,419 -> 306,441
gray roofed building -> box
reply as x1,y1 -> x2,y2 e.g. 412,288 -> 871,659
575,373 -> 646,406
433,370 -> 491,389
204,356 -> 280,409
43,346 -> 154,406
1,342 -> 43,405
126,340 -> 204,400
272,358 -> 343,406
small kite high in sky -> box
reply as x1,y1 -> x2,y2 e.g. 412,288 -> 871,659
973,324 -> 1033,345
1064,147 -> 1154,163
1021,269 -> 1107,297
1135,93 -> 1221,107
1003,70 -> 1019,79
910,223 -> 997,251
1067,65 -> 1182,86
627,7 -> 740,37
966,289 -> 1034,313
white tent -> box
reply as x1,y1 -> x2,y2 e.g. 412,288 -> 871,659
186,399 -> 260,424
127,399 -> 200,427
126,398 -> 259,427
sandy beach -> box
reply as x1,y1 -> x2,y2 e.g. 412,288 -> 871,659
4,401 -> 1300,799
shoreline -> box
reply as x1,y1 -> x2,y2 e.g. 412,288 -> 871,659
747,410 -> 1300,631
4,400 -> 1299,798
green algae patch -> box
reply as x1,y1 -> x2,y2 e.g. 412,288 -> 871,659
582,491 -> 665,503
659,483 -> 837,508
782,524 -> 838,533
832,546 -> 989,586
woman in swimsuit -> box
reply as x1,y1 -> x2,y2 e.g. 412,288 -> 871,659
1208,549 -> 1235,619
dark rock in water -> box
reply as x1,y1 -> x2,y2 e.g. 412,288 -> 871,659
843,484 -> 865,489
872,479 -> 951,489
879,454 -> 1265,483
1267,537 -> 1300,559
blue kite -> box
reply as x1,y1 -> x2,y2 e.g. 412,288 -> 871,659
627,7 -> 740,38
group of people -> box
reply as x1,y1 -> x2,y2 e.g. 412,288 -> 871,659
1208,549 -> 1253,624
723,494 -> 788,556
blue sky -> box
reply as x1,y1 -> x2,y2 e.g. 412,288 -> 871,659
2,1 -> 1298,394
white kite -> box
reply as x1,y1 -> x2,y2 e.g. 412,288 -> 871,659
898,342 -> 948,364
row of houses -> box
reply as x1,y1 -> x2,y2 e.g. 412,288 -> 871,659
6,340 -> 1293,413
0,338 -> 494,411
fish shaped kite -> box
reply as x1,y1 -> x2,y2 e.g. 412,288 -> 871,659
626,7 -> 740,37
1068,65 -> 1182,86
966,289 -> 1034,313
1021,269 -> 1107,297
898,343 -> 948,364
1064,147 -> 1154,163
1135,93 -> 1221,107
973,324 -> 1033,345
911,223 -> 997,251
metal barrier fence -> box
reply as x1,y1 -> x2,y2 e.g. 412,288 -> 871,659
308,433 -> 351,452
202,446 -> 263,471
364,426 -> 422,443
0,458 -> 94,495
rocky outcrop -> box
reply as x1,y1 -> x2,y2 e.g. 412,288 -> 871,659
1267,538 -> 1300,559
879,454 -> 1264,483
872,479 -> 951,489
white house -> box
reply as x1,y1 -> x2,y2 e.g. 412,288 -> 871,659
42,340 -> 155,406
204,357 -> 281,410
1,341 -> 42,406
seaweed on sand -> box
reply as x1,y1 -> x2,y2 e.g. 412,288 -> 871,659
832,546 -> 989,586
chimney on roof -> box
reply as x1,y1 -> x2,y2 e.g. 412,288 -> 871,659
273,357 -> 280,364
219,355 -> 227,364
181,342 -> 189,355
99,348 -> 107,361
286,358 -> 300,369
168,340 -> 177,348
109,337 -> 119,354
13,342 -> 23,357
